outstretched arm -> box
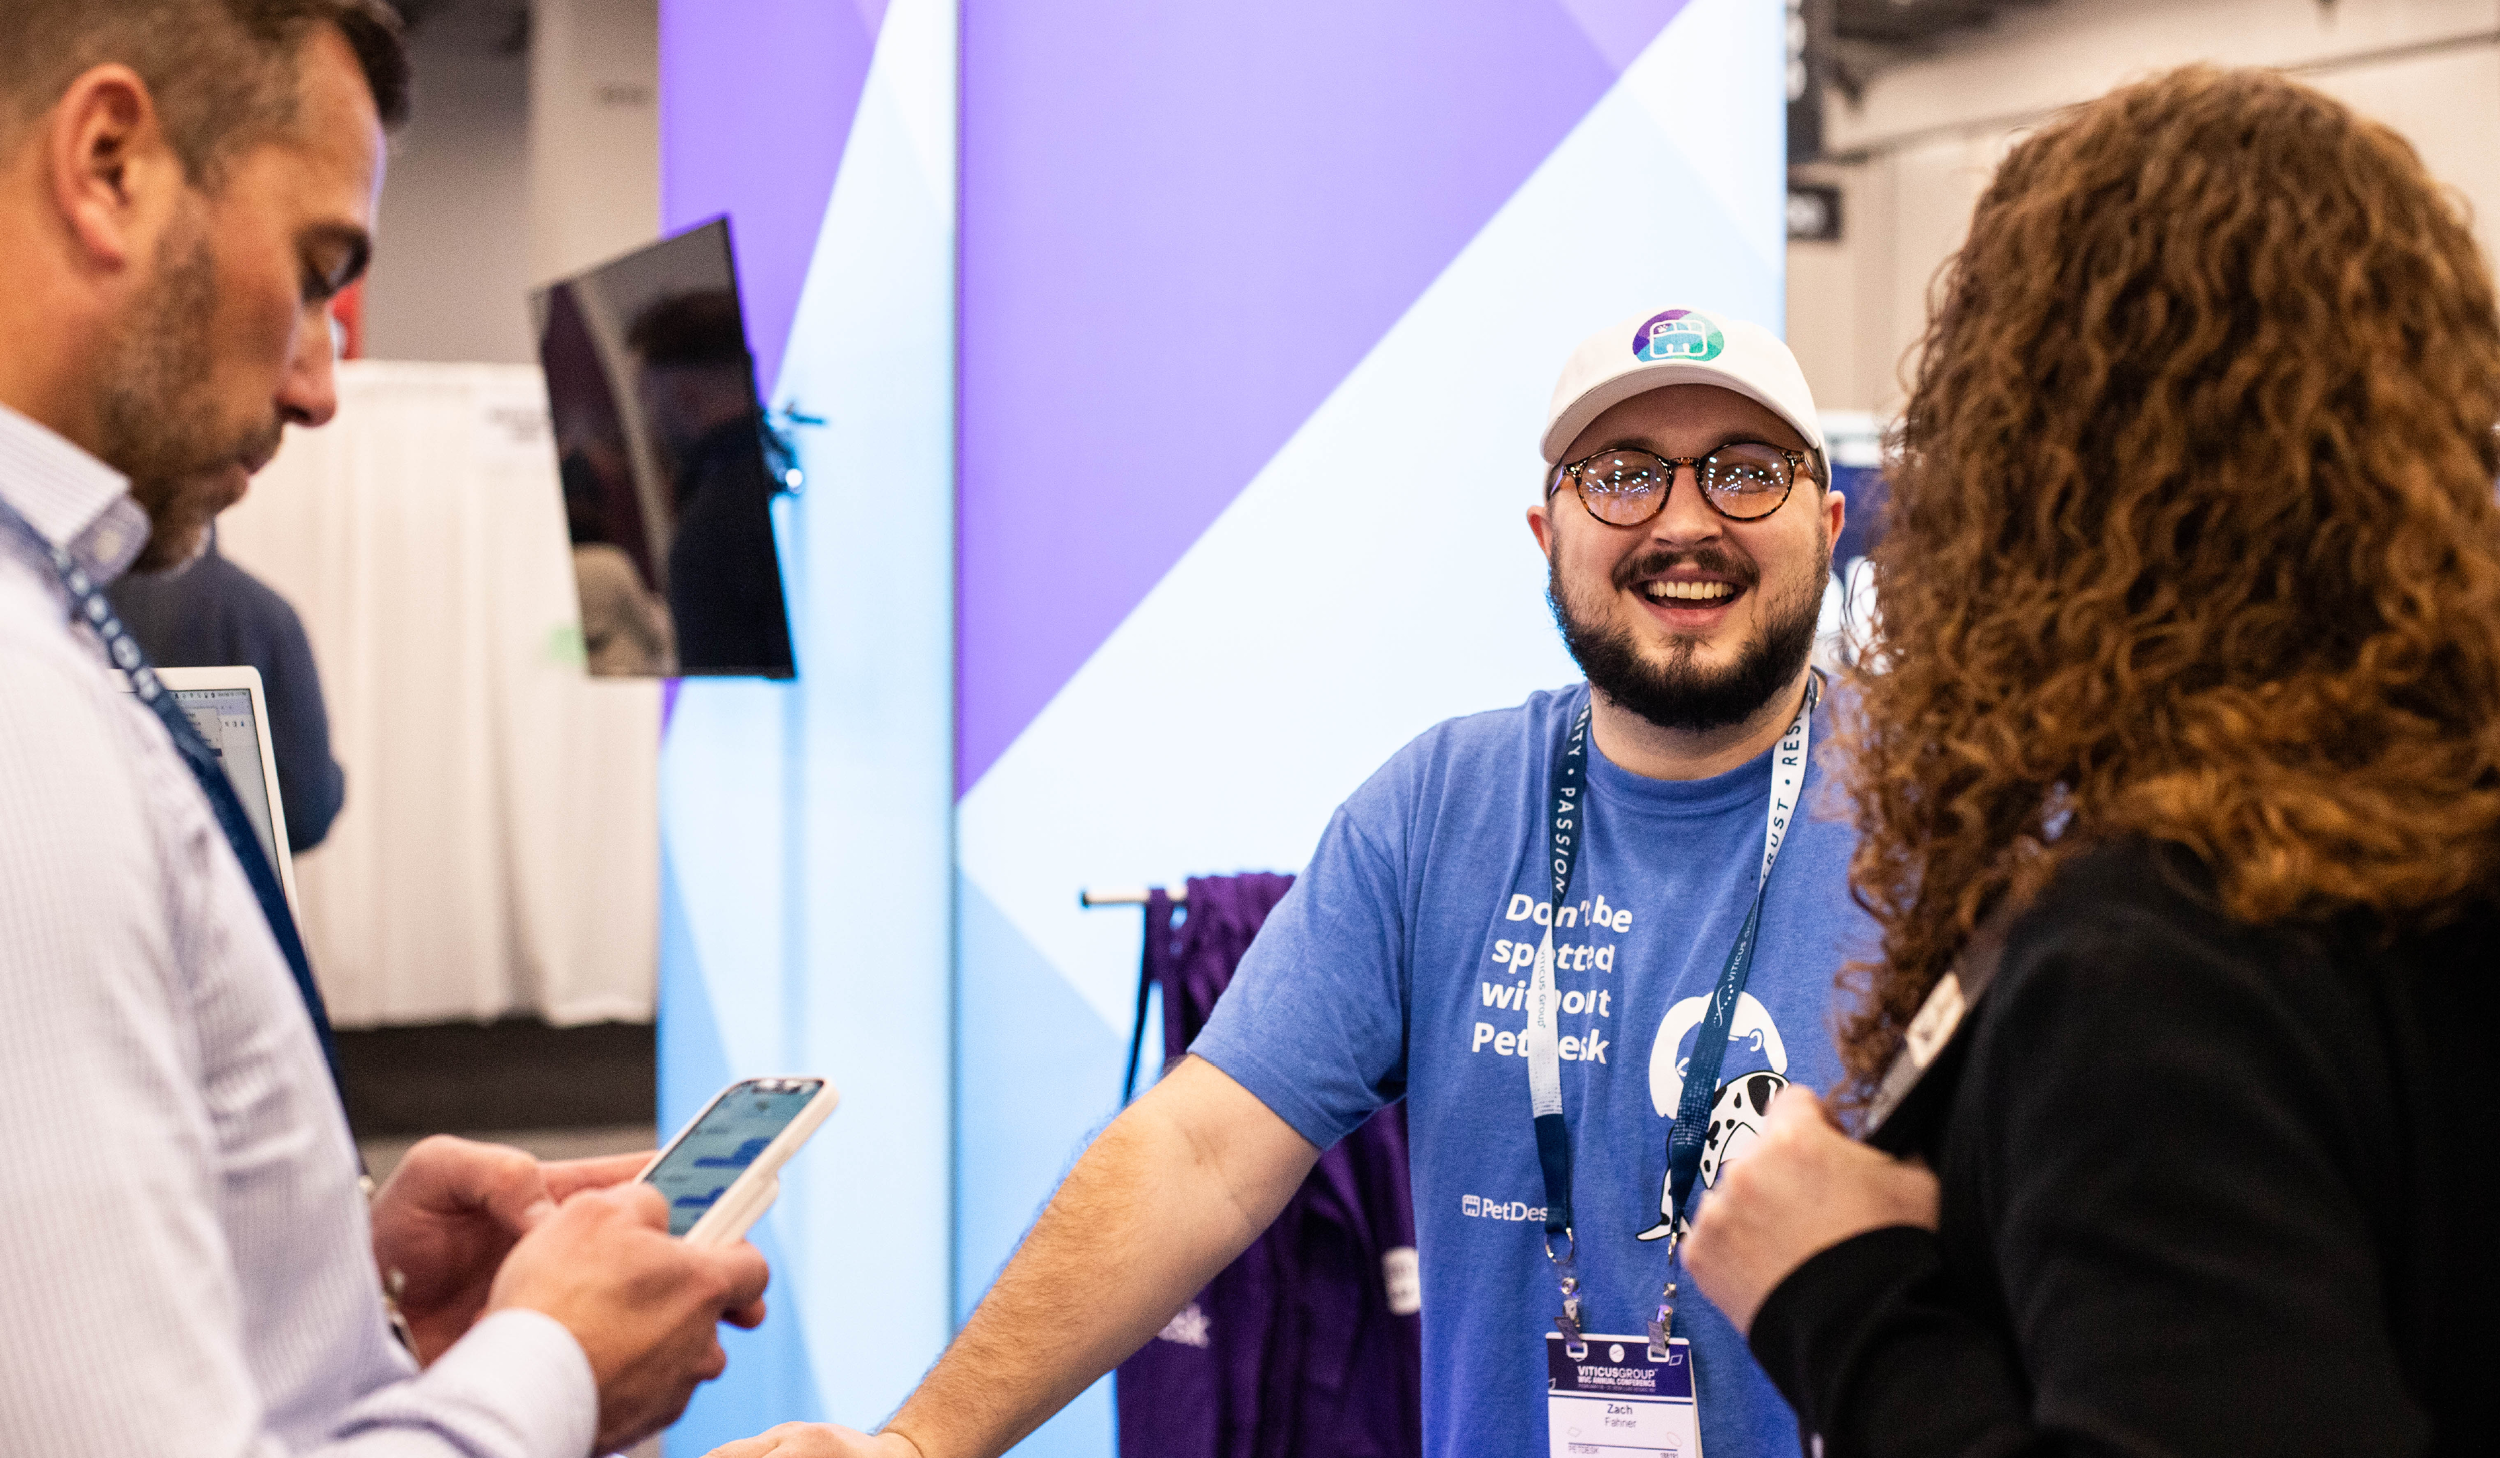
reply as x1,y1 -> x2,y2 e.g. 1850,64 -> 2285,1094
710,1055 -> 1321,1458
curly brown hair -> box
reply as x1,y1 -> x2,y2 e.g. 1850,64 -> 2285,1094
1836,64 -> 2500,1096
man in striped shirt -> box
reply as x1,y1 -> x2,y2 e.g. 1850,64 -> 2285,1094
0,4 -> 771,1454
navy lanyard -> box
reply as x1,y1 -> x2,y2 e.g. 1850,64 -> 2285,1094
1532,675 -> 1818,1353
0,497 -> 344,1098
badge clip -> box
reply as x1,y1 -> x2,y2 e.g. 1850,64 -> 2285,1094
1647,1236 -> 1680,1360
1554,1273 -> 1588,1361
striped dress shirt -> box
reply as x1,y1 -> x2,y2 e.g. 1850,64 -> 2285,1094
0,403 -> 598,1456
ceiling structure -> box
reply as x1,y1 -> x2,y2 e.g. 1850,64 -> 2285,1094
1821,0 -> 2066,111
1835,0 -> 2064,48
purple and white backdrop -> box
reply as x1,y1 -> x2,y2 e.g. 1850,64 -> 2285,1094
656,1 -> 1785,1452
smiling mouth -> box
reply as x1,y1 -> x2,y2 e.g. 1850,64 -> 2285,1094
1641,579 -> 1739,605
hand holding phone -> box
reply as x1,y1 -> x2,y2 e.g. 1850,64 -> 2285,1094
640,1076 -> 839,1246
488,1181 -> 770,1450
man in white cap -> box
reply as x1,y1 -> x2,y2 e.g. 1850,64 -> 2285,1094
716,309 -> 1870,1458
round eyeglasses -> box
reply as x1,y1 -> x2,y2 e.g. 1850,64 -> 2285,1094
1547,442 -> 1813,525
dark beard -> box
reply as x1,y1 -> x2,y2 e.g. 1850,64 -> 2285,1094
1548,538 -> 1826,734
94,215 -> 280,571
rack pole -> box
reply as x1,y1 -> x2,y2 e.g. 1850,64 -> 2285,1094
1078,886 -> 1185,908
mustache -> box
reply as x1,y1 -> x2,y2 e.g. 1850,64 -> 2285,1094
1610,544 -> 1760,594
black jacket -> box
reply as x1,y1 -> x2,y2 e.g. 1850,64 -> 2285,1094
1750,839 -> 2497,1456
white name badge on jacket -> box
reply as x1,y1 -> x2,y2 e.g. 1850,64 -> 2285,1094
1546,1333 -> 1702,1458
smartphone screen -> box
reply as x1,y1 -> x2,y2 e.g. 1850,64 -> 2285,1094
644,1077 -> 825,1236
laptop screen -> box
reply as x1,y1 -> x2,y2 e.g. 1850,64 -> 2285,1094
166,686 -> 283,871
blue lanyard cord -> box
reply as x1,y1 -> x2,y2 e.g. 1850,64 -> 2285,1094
1662,882 -> 1768,1229
1528,675 -> 1819,1343
0,499 -> 344,1100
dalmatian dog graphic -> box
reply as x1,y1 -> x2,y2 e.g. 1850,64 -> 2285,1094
1634,991 -> 1789,1242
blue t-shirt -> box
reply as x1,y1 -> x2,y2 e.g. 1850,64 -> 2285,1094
1191,683 -> 1874,1458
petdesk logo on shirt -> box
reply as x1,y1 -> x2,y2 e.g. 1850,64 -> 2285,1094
1460,1194 -> 1547,1223
1633,309 -> 1724,363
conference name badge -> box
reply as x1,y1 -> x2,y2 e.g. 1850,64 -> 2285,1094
1546,1332 -> 1702,1458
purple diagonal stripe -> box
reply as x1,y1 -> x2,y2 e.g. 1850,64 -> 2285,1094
1557,0 -> 1694,71
660,0 -> 879,399
958,0 -> 1689,794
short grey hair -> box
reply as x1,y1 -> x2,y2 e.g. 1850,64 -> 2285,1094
1,0 -> 410,183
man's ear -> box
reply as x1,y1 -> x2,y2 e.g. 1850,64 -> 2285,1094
46,64 -> 182,274
1528,500 -> 1556,557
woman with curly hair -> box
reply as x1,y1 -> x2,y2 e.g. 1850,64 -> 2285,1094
1681,64 -> 2500,1455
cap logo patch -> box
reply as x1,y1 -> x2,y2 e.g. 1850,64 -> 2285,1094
1633,309 -> 1725,364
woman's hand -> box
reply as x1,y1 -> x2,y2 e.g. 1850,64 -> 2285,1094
1684,1086 -> 1940,1335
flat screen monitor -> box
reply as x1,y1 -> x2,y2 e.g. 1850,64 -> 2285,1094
531,218 -> 797,679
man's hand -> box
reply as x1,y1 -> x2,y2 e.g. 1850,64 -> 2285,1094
704,1423 -> 922,1457
369,1135 -> 652,1365
700,1057 -> 1316,1458
490,1181 -> 770,1452
1684,1086 -> 1940,1335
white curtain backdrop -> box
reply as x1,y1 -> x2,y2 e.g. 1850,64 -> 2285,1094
218,361 -> 661,1027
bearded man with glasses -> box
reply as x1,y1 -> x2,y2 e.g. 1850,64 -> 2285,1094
714,310 -> 1869,1458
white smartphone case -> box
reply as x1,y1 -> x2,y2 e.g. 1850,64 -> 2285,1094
642,1077 -> 839,1248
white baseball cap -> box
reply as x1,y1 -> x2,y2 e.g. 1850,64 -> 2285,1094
1540,307 -> 1825,470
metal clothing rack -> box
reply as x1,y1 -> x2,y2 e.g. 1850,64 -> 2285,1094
1078,885 -> 1187,908
1079,884 -> 1188,1099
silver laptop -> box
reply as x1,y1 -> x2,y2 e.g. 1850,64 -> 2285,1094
148,666 -> 302,918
